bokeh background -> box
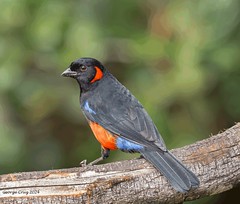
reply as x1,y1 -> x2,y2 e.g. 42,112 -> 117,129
0,0 -> 239,203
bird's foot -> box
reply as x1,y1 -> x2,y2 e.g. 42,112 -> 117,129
79,157 -> 104,167
79,159 -> 88,167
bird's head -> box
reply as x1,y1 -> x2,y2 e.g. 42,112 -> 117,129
62,57 -> 106,91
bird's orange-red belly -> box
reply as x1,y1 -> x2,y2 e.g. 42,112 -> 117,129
89,121 -> 117,150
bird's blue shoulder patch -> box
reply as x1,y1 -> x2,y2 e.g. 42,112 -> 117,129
116,137 -> 143,152
84,101 -> 96,114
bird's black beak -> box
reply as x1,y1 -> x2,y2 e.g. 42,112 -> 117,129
61,68 -> 77,77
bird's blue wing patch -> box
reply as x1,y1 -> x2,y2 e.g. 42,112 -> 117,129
84,101 -> 96,114
116,137 -> 144,152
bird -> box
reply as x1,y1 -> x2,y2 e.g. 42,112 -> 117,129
61,57 -> 199,192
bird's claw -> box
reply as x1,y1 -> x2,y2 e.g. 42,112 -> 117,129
80,159 -> 88,167
80,156 -> 104,167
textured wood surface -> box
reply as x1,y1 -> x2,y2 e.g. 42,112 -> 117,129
0,123 -> 239,203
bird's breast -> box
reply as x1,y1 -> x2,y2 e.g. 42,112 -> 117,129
88,121 -> 118,150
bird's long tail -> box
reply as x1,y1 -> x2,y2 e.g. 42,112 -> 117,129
140,150 -> 199,192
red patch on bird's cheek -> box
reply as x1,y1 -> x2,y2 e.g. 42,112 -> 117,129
90,66 -> 103,83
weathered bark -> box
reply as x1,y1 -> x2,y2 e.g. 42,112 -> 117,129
0,123 -> 239,204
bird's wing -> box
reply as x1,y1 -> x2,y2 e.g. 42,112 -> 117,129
81,85 -> 167,151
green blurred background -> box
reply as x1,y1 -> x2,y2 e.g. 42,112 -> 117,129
0,0 -> 239,203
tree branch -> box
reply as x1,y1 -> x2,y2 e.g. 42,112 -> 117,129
0,123 -> 239,203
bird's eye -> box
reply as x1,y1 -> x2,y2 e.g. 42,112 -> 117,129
80,65 -> 87,72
